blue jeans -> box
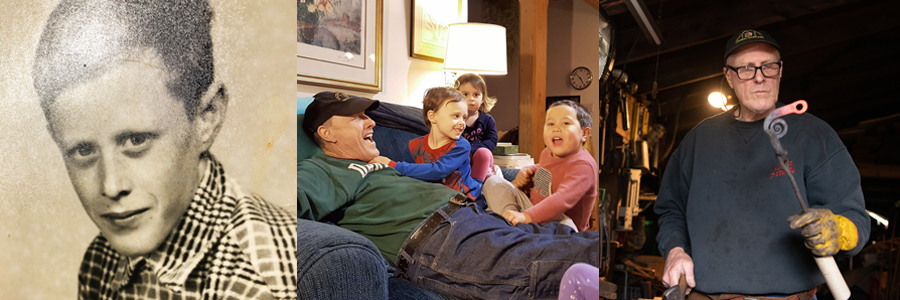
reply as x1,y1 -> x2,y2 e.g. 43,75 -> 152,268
297,218 -> 390,300
404,204 -> 600,300
297,219 -> 462,300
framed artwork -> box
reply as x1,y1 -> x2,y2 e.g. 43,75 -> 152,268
411,0 -> 465,62
298,0 -> 382,92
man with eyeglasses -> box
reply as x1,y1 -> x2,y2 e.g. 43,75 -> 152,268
654,29 -> 869,299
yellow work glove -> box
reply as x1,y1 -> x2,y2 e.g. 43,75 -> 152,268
787,208 -> 858,256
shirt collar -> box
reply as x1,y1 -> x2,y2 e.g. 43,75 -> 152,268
111,154 -> 230,291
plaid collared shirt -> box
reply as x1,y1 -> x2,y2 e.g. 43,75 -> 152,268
77,155 -> 297,300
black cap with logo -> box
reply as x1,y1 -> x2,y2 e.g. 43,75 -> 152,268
724,29 -> 780,61
302,92 -> 380,140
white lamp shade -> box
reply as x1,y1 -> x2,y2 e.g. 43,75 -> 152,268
443,23 -> 507,75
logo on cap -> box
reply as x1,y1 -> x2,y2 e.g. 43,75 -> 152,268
335,92 -> 351,102
735,30 -> 765,44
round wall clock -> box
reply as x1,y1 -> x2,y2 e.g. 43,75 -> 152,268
569,66 -> 593,90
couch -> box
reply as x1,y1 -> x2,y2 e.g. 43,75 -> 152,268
298,96 -> 605,299
298,97 -> 518,181
299,97 -> 465,300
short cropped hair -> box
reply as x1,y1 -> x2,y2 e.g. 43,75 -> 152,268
33,0 -> 215,121
453,73 -> 497,113
422,87 -> 465,129
549,100 -> 591,128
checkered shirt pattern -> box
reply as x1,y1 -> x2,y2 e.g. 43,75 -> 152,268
77,155 -> 298,300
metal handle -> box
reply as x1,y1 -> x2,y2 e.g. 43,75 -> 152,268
763,100 -> 850,300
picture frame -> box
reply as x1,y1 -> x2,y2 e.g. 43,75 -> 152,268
411,0 -> 465,62
298,0 -> 383,93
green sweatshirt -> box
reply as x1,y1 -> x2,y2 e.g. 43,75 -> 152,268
298,154 -> 454,264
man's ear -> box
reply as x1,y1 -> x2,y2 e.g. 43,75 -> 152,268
316,122 -> 336,144
723,67 -> 735,89
777,60 -> 784,79
193,83 -> 228,152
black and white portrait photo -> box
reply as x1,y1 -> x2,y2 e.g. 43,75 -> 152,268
0,0 -> 298,298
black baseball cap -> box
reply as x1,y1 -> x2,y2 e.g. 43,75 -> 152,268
724,29 -> 780,60
302,92 -> 380,140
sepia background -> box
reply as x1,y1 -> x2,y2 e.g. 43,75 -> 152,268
0,0 -> 297,298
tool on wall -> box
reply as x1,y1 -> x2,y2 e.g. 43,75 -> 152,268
763,100 -> 851,300
618,168 -> 642,231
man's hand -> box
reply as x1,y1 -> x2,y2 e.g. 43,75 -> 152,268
787,208 -> 858,257
512,168 -> 534,191
502,210 -> 532,225
368,156 -> 391,165
662,247 -> 696,295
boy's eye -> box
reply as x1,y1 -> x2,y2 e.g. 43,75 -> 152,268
126,135 -> 147,147
65,143 -> 99,167
121,133 -> 154,147
70,143 -> 96,158
120,133 -> 157,157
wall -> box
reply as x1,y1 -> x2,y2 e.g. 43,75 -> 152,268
471,0 -> 600,151
0,0 -> 296,298
547,0 -> 601,162
298,0 -> 600,162
298,0 -> 466,109
469,0 -> 520,133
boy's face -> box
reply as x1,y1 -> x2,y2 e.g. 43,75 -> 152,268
46,54 -> 204,258
428,100 -> 467,142
544,105 -> 589,159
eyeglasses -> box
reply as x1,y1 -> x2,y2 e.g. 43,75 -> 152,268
726,62 -> 782,80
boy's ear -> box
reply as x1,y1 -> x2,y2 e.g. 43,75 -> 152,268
426,110 -> 436,125
581,127 -> 591,144
193,83 -> 228,152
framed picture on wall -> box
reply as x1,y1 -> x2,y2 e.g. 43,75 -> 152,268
298,0 -> 383,92
411,0 -> 465,62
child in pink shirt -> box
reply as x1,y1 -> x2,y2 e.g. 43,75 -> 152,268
482,100 -> 598,231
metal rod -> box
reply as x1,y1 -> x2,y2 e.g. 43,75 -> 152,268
777,156 -> 808,212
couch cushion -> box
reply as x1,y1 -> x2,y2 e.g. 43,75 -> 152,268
300,96 -> 518,181
373,125 -> 420,163
299,95 -> 425,163
299,97 -> 323,161
367,101 -> 428,135
299,97 -> 313,114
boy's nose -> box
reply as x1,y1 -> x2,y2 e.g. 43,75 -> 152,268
99,156 -> 132,200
